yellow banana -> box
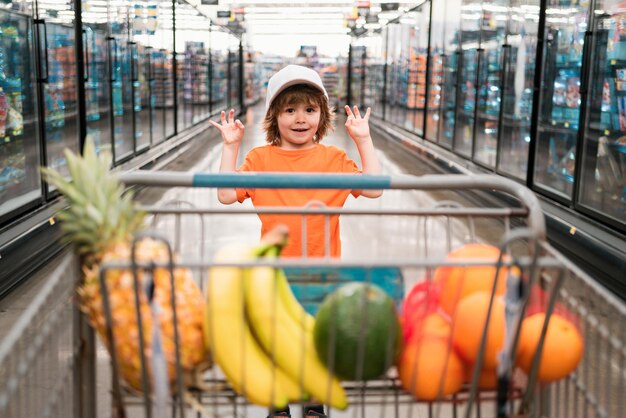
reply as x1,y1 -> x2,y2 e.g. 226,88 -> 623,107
244,250 -> 348,410
275,268 -> 316,334
205,243 -> 291,408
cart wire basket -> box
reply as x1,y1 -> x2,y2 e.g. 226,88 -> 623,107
1,173 -> 624,418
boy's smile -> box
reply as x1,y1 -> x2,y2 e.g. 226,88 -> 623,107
277,103 -> 321,150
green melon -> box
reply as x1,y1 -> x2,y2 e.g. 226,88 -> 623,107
313,282 -> 401,381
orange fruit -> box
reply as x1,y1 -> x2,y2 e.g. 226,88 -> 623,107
398,336 -> 465,401
434,243 -> 511,315
407,312 -> 451,343
451,292 -> 505,370
516,313 -> 584,384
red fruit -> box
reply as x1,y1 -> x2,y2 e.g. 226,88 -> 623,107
525,284 -> 579,328
401,280 -> 442,343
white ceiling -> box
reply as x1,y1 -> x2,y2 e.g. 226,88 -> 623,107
189,0 -> 418,55
194,0 -> 418,34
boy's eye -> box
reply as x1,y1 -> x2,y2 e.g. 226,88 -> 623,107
306,107 -> 316,112
285,108 -> 295,113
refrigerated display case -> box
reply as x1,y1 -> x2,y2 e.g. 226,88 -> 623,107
82,24 -> 111,155
355,35 -> 384,116
408,5 -> 431,137
497,0 -> 540,180
455,0 -> 482,157
183,41 -> 209,123
133,42 -> 150,152
578,1 -> 626,227
210,52 -> 227,111
473,1 -> 507,168
243,50 -> 262,106
107,5 -> 135,164
426,0 -> 462,148
228,38 -> 241,110
385,23 -> 413,131
349,45 -> 365,107
38,17 -> 80,179
533,0 -> 588,199
151,49 -> 175,141
0,10 -> 40,221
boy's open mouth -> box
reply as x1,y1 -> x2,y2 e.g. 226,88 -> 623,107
292,128 -> 308,132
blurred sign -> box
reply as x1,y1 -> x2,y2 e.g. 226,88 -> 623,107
201,0 -> 219,4
217,10 -> 231,18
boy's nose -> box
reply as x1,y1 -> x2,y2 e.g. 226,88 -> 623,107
295,111 -> 307,122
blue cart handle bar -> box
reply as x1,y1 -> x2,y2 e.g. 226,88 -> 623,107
118,171 -> 545,239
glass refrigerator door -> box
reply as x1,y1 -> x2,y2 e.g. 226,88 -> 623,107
109,13 -> 135,163
426,0 -> 446,143
228,38 -> 241,110
455,0 -> 482,157
385,23 -> 409,129
437,0 -> 463,148
578,3 -> 626,227
82,25 -> 111,156
211,49 -> 227,113
497,0 -> 539,180
144,0 -> 174,144
533,0 -> 587,200
133,43 -> 150,151
0,10 -> 40,221
362,37 -> 385,116
152,49 -> 175,141
473,1 -> 507,168
190,42 -> 209,123
36,10 -> 79,182
350,45 -> 365,107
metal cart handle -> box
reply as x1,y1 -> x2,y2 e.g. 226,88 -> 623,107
119,171 -> 546,239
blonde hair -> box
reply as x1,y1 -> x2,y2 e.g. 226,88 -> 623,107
263,84 -> 335,145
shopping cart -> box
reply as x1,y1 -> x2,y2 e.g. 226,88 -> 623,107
2,172 -> 622,418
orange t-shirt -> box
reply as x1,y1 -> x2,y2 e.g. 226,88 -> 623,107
236,144 -> 361,257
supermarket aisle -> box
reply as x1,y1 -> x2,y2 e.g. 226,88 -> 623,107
126,103 -> 484,418
135,102 -> 479,266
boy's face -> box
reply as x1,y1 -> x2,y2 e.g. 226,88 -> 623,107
276,102 -> 321,150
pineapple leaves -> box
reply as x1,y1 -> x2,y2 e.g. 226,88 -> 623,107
39,136 -> 146,258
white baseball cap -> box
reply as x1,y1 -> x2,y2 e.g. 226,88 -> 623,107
265,65 -> 329,112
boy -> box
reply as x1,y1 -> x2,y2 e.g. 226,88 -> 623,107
210,64 -> 382,416
212,64 -> 382,258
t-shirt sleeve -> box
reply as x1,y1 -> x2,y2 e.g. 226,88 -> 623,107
235,150 -> 259,202
334,148 -> 362,198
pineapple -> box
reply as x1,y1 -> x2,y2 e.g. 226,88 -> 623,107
41,137 -> 209,392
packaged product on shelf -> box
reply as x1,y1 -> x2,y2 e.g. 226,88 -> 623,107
553,77 -> 567,106
618,96 -> 626,131
566,77 -> 580,108
0,87 -> 7,138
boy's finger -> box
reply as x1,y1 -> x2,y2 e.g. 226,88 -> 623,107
364,107 -> 371,120
235,120 -> 245,129
220,111 -> 226,123
229,109 -> 235,123
353,105 -> 361,118
344,105 -> 354,118
209,120 -> 222,130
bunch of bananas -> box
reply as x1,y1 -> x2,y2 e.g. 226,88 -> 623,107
204,226 -> 348,410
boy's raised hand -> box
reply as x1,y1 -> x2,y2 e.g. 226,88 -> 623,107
344,105 -> 372,144
210,109 -> 245,145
